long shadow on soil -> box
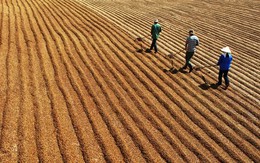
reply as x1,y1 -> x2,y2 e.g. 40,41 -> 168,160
163,68 -> 219,90
199,83 -> 219,90
163,67 -> 188,74
136,48 -> 153,54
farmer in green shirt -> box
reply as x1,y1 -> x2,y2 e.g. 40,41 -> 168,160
149,19 -> 162,53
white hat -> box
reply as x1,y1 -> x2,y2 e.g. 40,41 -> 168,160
154,19 -> 159,23
221,46 -> 231,53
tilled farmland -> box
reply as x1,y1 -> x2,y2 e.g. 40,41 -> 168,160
0,0 -> 259,162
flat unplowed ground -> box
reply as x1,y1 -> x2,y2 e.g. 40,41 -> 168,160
0,0 -> 259,162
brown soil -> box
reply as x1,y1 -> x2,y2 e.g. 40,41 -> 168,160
0,0 -> 259,162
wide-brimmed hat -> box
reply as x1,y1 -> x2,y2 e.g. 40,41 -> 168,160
154,19 -> 159,23
221,46 -> 231,53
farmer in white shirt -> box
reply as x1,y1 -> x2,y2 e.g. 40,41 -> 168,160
183,29 -> 199,72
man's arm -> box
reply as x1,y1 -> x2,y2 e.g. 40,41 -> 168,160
196,38 -> 199,46
217,55 -> 223,65
184,39 -> 188,50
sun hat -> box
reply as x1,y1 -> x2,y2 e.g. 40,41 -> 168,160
154,19 -> 159,23
221,46 -> 231,53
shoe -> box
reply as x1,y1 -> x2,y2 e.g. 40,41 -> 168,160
189,66 -> 193,73
145,49 -> 152,53
224,83 -> 229,90
217,82 -> 221,86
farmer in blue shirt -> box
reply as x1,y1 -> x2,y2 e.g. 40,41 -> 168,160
149,19 -> 161,53
217,46 -> 233,89
183,29 -> 199,72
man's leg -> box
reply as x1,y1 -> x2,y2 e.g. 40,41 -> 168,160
188,63 -> 193,73
154,39 -> 158,53
150,39 -> 155,50
218,70 -> 223,85
183,52 -> 194,69
182,52 -> 189,69
224,70 -> 229,87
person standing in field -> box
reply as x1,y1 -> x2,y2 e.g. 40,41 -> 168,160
149,19 -> 161,53
183,29 -> 199,72
217,46 -> 233,89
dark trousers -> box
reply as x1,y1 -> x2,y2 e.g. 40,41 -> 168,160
183,51 -> 194,69
218,70 -> 229,85
150,39 -> 158,52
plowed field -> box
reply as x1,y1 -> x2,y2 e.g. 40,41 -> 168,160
0,0 -> 259,162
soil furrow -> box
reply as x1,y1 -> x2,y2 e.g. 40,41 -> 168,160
171,4 -> 260,43
137,33 -> 260,130
46,0 -> 172,161
83,0 -> 260,68
125,6 -> 260,88
1,0 -> 259,162
151,36 -> 260,117
135,42 -> 260,144
82,2 -> 260,107
14,0 -> 39,161
28,0 -> 93,161
0,0 -> 3,44
74,1 -> 258,161
87,1 -> 260,83
0,0 -> 7,141
0,0 -> 21,161
146,42 -> 260,130
22,0 -> 66,162
55,4 -> 172,163
68,2 -> 236,162
162,4 -> 259,48
104,2 -> 260,143
92,6 -> 259,88
168,10 -> 260,62
193,1 -> 260,23
34,0 -> 107,159
81,0 -> 260,135
23,0 -> 76,161
84,1 -> 260,113
35,0 -> 137,159
37,0 -> 132,162
106,33 -> 255,162
59,0 -> 225,162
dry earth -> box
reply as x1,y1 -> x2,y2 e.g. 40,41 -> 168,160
0,0 -> 259,162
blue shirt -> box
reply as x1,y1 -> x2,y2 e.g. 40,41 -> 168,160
217,53 -> 233,70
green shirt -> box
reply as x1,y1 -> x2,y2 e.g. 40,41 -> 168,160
151,23 -> 161,39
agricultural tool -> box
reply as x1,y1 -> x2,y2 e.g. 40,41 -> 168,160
135,35 -> 150,52
165,49 -> 185,69
194,64 -> 218,71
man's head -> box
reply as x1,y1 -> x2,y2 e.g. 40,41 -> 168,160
189,29 -> 194,36
154,19 -> 159,24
